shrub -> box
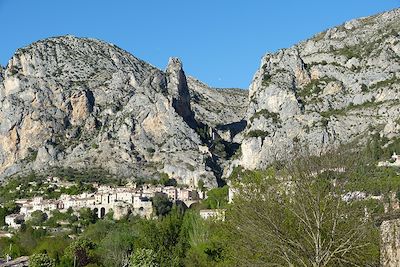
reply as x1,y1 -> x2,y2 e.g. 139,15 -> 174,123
250,109 -> 281,124
146,147 -> 156,154
30,253 -> 55,267
262,73 -> 272,86
246,130 -> 269,139
130,248 -> 159,267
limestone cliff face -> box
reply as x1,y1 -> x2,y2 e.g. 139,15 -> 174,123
2,8 -> 400,184
166,58 -> 196,128
0,36 -> 247,185
237,8 -> 400,170
381,219 -> 400,267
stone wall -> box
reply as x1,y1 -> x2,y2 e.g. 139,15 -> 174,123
381,219 -> 400,266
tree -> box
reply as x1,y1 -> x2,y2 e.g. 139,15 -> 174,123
28,210 -> 48,226
197,179 -> 205,192
34,237 -> 70,265
228,152 -> 380,266
29,253 -> 55,267
64,238 -> 96,267
130,248 -> 159,267
152,193 -> 172,217
181,211 -> 231,266
205,186 -> 228,209
134,206 -> 186,266
0,208 -> 6,226
97,225 -> 136,267
78,208 -> 97,226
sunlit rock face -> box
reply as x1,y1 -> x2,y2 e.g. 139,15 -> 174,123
0,36 -> 248,186
236,8 -> 400,171
2,8 -> 400,184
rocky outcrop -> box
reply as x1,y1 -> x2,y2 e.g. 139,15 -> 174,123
381,219 -> 400,266
1,8 -> 400,185
166,57 -> 196,128
0,36 -> 247,186
187,78 -> 248,128
236,8 -> 400,171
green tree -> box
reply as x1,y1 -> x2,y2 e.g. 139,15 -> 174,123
130,248 -> 159,267
134,206 -> 186,266
64,238 -> 96,267
29,253 -> 55,267
197,179 -> 205,192
181,211 -> 231,266
0,238 -> 23,258
159,173 -> 170,185
82,220 -> 116,243
205,186 -> 228,209
28,210 -> 48,226
78,208 -> 97,226
152,193 -> 172,217
228,153 -> 380,266
34,237 -> 70,265
14,225 -> 47,255
0,208 -> 6,226
97,225 -> 136,267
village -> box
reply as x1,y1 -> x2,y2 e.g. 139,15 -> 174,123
3,151 -> 400,231
1,175 -> 225,231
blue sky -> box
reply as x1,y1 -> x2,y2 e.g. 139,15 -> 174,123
1,1 -> 399,88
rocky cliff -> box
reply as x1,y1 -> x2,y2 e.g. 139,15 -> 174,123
236,8 -> 400,171
0,35 -> 247,185
1,8 -> 400,184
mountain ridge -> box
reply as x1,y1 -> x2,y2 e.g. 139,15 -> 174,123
1,8 -> 400,186
235,7 -> 400,172
0,35 -> 247,186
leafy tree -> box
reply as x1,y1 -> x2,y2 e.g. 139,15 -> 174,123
0,238 -> 23,258
135,206 -> 186,266
64,238 -> 96,267
227,152 -> 380,266
197,179 -> 205,192
181,211 -> 231,266
130,248 -> 159,267
78,208 -> 97,226
34,236 -> 70,265
28,210 -> 48,226
152,193 -> 172,217
0,208 -> 6,226
29,253 -> 55,267
205,186 -> 228,209
105,210 -> 114,220
82,220 -> 116,243
159,173 -> 170,185
13,225 -> 47,255
97,225 -> 136,267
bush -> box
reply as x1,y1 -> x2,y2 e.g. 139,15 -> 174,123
246,130 -> 269,139
250,109 -> 280,124
262,73 -> 272,86
30,253 -> 55,267
152,193 -> 173,217
28,210 -> 48,226
204,186 -> 229,209
130,248 -> 159,267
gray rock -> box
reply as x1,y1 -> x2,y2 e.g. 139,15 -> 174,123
0,36 -> 247,187
235,8 -> 400,172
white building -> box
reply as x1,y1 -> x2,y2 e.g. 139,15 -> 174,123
5,214 -> 24,229
199,209 -> 226,221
